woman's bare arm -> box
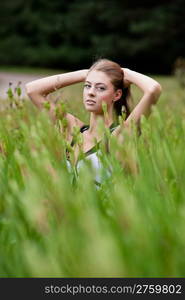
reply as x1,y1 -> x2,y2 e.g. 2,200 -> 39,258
112,69 -> 161,175
26,70 -> 88,100
113,68 -> 162,136
25,70 -> 88,132
123,68 -> 162,125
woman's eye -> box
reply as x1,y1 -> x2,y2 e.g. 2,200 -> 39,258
84,84 -> 91,89
84,84 -> 106,91
97,86 -> 105,91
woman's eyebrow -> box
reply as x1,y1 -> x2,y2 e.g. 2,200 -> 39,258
85,81 -> 106,86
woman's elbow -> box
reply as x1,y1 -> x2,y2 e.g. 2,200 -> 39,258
25,83 -> 41,102
25,82 -> 36,97
148,82 -> 162,103
150,82 -> 162,96
26,80 -> 43,94
25,84 -> 41,108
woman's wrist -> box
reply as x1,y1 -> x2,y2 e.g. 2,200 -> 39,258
27,69 -> 89,96
56,69 -> 88,88
122,68 -> 132,87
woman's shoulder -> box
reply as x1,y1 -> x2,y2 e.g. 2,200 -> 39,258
65,113 -> 84,129
63,113 -> 85,145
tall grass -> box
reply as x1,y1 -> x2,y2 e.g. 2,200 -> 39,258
0,76 -> 185,277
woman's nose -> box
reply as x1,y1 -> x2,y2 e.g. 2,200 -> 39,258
88,86 -> 95,96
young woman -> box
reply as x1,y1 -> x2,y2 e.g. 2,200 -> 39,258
26,59 -> 162,185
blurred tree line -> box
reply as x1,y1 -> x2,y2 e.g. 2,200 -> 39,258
0,0 -> 184,74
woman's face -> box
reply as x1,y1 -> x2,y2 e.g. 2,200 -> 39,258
83,70 -> 121,114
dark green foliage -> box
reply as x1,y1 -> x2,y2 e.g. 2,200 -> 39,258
0,1 -> 184,72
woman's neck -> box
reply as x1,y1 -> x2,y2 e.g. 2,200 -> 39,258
88,111 -> 114,135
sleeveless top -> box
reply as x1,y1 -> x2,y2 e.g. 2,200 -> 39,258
66,123 -> 118,186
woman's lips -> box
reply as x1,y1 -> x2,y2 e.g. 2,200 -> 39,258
86,99 -> 96,104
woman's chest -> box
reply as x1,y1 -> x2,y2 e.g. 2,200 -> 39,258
72,133 -> 101,163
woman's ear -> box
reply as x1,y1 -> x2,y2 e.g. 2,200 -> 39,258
113,89 -> 122,102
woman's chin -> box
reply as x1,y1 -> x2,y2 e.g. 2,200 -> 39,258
85,107 -> 102,114
84,104 -> 96,112
85,107 -> 95,112
84,103 -> 103,114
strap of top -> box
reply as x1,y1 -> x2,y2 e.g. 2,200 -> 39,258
80,125 -> 90,133
109,123 -> 118,133
80,122 -> 117,134
70,122 -> 118,149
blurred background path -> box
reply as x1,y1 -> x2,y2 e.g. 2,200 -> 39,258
0,72 -> 44,99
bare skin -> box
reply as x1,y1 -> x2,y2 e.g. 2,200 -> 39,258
26,67 -> 162,164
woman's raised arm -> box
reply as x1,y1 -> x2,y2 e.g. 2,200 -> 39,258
122,68 -> 162,127
26,70 -> 88,109
112,69 -> 161,175
25,70 -> 88,134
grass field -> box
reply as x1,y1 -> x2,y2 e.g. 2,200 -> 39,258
0,74 -> 185,277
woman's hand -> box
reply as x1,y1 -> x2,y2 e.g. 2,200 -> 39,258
122,68 -> 132,88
